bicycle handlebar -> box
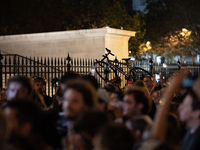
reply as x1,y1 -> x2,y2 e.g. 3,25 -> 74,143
105,48 -> 114,56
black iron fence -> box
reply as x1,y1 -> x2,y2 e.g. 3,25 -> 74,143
1,53 -> 200,97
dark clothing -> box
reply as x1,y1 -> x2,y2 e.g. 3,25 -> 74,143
44,95 -> 53,108
172,94 -> 187,104
181,125 -> 200,150
154,84 -> 162,91
149,101 -> 156,120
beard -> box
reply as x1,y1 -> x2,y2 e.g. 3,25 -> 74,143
37,88 -> 43,95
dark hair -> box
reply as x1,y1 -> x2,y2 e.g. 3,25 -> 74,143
60,71 -> 80,84
131,118 -> 149,133
103,84 -> 115,93
113,91 -> 124,101
188,90 -> 200,111
79,75 -> 99,90
64,80 -> 97,108
98,125 -> 134,150
125,87 -> 151,114
7,75 -> 34,96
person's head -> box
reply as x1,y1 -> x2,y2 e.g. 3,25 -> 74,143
93,125 -> 134,150
97,88 -> 110,111
3,100 -> 42,139
152,90 -> 161,105
103,84 -> 115,96
143,75 -> 153,89
124,80 -> 134,91
107,91 -> 123,111
175,86 -> 187,99
134,80 -> 145,88
62,80 -> 97,120
6,75 -> 35,101
80,75 -> 99,90
32,76 -> 46,95
178,90 -> 200,124
123,87 -> 151,118
60,71 -> 80,91
73,110 -> 109,150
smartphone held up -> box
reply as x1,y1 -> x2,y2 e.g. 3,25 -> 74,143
156,73 -> 160,83
91,66 -> 96,76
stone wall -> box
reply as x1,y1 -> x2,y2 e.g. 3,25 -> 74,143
0,28 -> 136,60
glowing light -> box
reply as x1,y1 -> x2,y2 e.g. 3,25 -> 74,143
162,63 -> 167,68
157,56 -> 161,64
180,28 -> 191,37
146,41 -> 150,45
182,28 -> 187,32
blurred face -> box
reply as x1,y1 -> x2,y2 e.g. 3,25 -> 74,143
4,107 -> 31,140
123,94 -> 136,117
62,89 -> 88,120
176,88 -> 187,98
178,94 -> 195,122
6,82 -> 28,100
152,92 -> 160,104
34,80 -> 45,94
107,93 -> 117,111
143,77 -> 152,89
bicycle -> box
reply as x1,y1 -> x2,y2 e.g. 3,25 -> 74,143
94,48 -> 152,86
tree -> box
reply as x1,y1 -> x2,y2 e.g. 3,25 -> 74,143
0,0 -> 146,59
144,0 -> 200,63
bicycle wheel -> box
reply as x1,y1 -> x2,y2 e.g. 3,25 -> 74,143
95,60 -> 123,87
94,60 -> 111,84
129,67 -> 152,81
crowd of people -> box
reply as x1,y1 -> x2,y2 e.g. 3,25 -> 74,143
0,69 -> 199,150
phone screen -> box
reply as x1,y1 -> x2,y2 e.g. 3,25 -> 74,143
91,66 -> 96,76
156,74 -> 160,82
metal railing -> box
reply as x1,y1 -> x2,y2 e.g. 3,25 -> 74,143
1,53 -> 200,96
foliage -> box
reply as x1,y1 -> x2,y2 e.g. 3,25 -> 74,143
144,0 -> 200,62
0,0 -> 146,60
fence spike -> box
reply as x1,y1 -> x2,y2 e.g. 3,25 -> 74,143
54,57 -> 57,66
51,57 -> 53,65
5,56 -> 7,64
60,57 -> 63,66
44,57 -> 46,65
47,57 -> 50,66
9,56 -> 11,65
64,57 -> 66,66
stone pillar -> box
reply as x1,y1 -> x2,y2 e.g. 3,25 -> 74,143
0,28 -> 136,60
